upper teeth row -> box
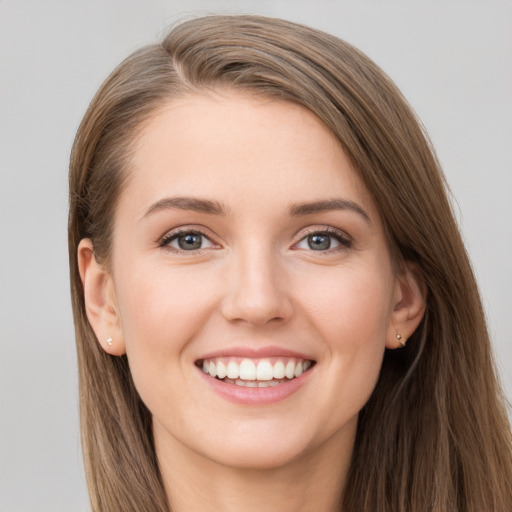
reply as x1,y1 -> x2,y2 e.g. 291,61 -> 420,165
201,358 -> 311,381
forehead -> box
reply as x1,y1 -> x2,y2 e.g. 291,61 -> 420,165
123,92 -> 376,219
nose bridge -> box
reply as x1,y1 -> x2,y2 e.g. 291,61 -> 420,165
221,239 -> 292,326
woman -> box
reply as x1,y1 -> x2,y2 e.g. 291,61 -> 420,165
68,15 -> 512,512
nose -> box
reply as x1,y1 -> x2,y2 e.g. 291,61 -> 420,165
220,246 -> 293,327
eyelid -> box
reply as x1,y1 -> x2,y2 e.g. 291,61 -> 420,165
157,224 -> 351,253
292,226 -> 352,251
158,225 -> 219,252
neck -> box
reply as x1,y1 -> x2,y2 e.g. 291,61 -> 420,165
156,427 -> 355,512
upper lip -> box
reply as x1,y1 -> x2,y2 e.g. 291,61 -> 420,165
197,345 -> 315,362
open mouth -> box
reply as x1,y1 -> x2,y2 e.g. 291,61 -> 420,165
196,357 -> 316,388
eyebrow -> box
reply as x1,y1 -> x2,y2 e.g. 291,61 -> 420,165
288,198 -> 371,223
141,195 -> 370,223
142,196 -> 228,220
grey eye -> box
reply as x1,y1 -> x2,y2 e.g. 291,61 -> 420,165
295,231 -> 348,252
167,232 -> 213,251
307,234 -> 331,250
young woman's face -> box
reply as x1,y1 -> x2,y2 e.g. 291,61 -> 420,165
106,93 -> 402,469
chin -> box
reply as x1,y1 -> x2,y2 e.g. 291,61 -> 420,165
190,418 -> 326,471
205,440 -> 309,471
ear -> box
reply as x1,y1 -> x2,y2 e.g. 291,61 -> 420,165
77,239 -> 126,356
386,263 -> 427,349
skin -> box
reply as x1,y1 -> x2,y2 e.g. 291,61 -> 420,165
79,92 -> 425,512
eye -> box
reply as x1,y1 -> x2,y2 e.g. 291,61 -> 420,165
295,230 -> 351,251
161,230 -> 214,251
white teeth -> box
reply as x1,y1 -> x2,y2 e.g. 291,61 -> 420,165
256,360 -> 274,381
273,360 -> 286,379
216,361 -> 227,379
227,361 -> 239,379
201,357 -> 314,383
285,360 -> 295,379
258,380 -> 280,387
234,379 -> 282,388
239,359 -> 257,380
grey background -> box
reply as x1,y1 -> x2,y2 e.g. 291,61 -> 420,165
1,1 -> 510,510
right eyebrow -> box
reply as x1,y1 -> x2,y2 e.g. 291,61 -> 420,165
141,196 -> 228,221
288,198 -> 371,224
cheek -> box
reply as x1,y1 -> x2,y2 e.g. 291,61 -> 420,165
113,263 -> 219,385
298,263 -> 393,407
112,267 -> 223,430
302,263 -> 393,343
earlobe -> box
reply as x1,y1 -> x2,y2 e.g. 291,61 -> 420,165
386,263 -> 427,349
77,239 -> 126,356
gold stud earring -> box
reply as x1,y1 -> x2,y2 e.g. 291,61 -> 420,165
106,336 -> 113,346
396,333 -> 407,347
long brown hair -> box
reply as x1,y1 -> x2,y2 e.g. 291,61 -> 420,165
68,15 -> 512,511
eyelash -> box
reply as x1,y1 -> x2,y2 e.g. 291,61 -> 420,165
294,227 -> 352,252
159,228 -> 215,253
158,227 -> 352,253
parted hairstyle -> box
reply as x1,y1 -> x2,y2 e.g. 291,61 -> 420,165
68,14 -> 512,512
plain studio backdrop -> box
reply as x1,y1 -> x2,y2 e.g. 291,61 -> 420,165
0,1 -> 510,510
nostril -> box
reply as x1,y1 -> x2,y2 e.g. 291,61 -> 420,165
219,271 -> 294,327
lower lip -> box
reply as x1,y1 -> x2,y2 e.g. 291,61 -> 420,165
197,367 -> 313,405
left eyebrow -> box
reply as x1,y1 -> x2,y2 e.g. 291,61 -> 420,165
141,196 -> 228,221
288,198 -> 371,223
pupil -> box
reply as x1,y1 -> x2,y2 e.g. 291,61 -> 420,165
178,233 -> 202,250
308,234 -> 331,250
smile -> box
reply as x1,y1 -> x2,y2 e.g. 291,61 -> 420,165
197,357 -> 315,388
